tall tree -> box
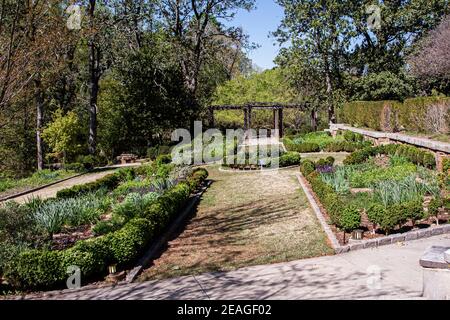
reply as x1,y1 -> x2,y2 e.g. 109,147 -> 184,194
158,0 -> 255,110
275,0 -> 354,123
349,0 -> 450,75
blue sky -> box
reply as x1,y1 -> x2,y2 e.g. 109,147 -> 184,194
230,1 -> 285,70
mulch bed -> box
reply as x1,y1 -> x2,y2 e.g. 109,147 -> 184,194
51,225 -> 94,250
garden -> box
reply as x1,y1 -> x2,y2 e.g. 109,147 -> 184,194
300,141 -> 450,244
0,156 -> 209,293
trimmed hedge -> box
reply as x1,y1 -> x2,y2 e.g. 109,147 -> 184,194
343,144 -> 436,169
340,97 -> 450,134
56,168 -> 136,199
4,168 -> 209,290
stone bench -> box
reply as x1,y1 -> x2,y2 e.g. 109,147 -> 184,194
420,246 -> 450,300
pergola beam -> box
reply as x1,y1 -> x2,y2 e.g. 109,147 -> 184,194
208,102 -> 309,138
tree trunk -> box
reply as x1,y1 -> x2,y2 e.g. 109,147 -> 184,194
88,74 -> 98,155
325,70 -> 336,124
310,108 -> 317,131
88,0 -> 98,155
35,75 -> 44,170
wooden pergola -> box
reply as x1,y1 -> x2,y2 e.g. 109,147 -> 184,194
208,102 -> 310,138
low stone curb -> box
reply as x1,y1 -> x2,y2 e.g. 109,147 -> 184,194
125,180 -> 212,283
297,172 -> 450,254
336,225 -> 450,254
296,173 -> 341,250
0,173 -> 86,203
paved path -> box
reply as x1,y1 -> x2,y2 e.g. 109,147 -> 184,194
8,163 -> 141,204
18,234 -> 450,300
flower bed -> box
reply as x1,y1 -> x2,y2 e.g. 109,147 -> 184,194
283,131 -> 372,153
0,162 -> 208,291
300,146 -> 449,244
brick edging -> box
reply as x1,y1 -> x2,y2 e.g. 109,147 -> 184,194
296,172 -> 450,254
296,173 -> 340,250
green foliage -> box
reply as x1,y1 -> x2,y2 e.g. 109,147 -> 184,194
338,206 -> 361,232
5,167 -> 209,289
347,71 -> 415,101
0,170 -> 76,194
344,145 -> 436,169
41,109 -> 83,162
300,160 -> 316,177
366,203 -> 386,228
428,197 -> 443,221
279,152 -> 302,167
156,154 -> 172,166
147,145 -> 172,160
56,170 -> 129,199
340,97 -> 450,134
32,190 -> 111,237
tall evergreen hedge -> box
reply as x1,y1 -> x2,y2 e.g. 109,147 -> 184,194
339,97 -> 450,134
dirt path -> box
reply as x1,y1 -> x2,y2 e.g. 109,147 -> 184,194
139,166 -> 333,281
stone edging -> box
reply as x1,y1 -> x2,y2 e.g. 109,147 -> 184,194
297,172 -> 450,254
296,174 -> 340,250
125,180 -> 212,283
0,173 -> 86,203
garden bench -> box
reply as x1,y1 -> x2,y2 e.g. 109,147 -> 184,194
117,153 -> 138,164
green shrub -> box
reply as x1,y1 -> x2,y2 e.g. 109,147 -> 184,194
340,97 -> 450,134
366,203 -> 385,230
5,168 -> 209,290
428,197 -> 443,224
405,199 -> 425,226
56,169 -> 133,199
107,218 -> 155,265
279,152 -> 302,167
64,163 -> 86,173
156,154 -> 172,166
300,160 -> 316,176
6,250 -> 64,289
443,158 -> 450,172
339,101 -> 399,131
76,155 -> 96,171
147,145 -> 172,160
338,206 -> 361,232
343,131 -> 364,143
317,157 -> 335,167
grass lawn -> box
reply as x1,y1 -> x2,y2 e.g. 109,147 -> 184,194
139,166 -> 333,281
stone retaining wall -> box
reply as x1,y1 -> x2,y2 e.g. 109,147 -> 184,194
329,124 -> 450,172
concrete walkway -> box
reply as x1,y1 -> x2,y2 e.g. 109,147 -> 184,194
8,163 -> 142,204
18,234 -> 450,300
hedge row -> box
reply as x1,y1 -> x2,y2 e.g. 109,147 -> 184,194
56,168 -> 136,199
340,97 -> 450,134
301,160 -> 434,237
4,168 -> 209,290
343,144 -> 436,169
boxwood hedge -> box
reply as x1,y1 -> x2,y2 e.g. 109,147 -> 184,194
4,168 -> 209,290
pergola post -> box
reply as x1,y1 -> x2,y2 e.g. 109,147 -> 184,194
208,108 -> 215,128
273,109 -> 280,137
244,108 -> 249,131
278,108 -> 284,138
248,107 -> 252,131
